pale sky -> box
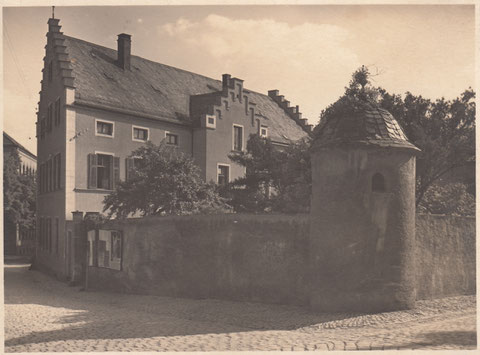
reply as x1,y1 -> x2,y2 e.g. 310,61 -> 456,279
2,5 -> 475,154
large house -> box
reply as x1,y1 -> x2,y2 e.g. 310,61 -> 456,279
3,132 -> 37,256
36,17 -> 311,279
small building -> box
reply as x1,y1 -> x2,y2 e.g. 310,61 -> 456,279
3,132 -> 37,256
310,102 -> 420,312
35,17 -> 311,280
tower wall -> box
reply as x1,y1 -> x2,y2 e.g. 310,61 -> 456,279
309,145 -> 416,312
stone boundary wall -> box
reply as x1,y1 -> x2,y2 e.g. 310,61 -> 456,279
86,213 -> 475,305
415,214 -> 476,299
87,214 -> 311,305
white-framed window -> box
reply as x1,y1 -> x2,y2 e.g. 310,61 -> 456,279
217,164 -> 230,186
233,124 -> 244,151
260,126 -> 268,138
95,119 -> 114,138
88,152 -> 120,190
165,131 -> 178,146
132,125 -> 149,142
206,114 -> 216,129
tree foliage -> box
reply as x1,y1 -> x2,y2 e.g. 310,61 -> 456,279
103,142 -> 231,218
225,134 -> 311,213
317,65 -> 475,213
378,87 -> 475,207
417,182 -> 475,216
3,150 -> 36,229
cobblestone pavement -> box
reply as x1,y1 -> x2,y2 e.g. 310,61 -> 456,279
4,263 -> 476,352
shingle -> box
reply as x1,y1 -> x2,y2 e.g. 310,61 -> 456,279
315,104 -> 419,150
63,36 -> 308,145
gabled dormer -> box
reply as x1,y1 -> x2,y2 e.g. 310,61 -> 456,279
189,74 -> 259,131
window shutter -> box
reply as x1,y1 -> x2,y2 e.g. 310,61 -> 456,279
47,159 -> 51,192
112,156 -> 120,189
53,157 -> 57,190
57,154 -> 62,189
88,154 -> 98,189
55,99 -> 59,125
125,157 -> 134,182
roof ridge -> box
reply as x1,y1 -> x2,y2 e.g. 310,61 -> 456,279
3,132 -> 36,158
62,34 -> 308,143
63,35 -> 278,101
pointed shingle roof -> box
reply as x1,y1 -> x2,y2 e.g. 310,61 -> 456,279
314,102 -> 419,151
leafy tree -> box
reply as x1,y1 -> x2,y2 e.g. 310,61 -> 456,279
378,88 -> 475,207
3,150 -> 36,229
225,134 -> 311,213
103,142 -> 231,218
316,65 -> 475,211
417,182 -> 474,216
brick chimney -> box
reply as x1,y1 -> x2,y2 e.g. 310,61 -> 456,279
222,74 -> 231,89
117,33 -> 131,70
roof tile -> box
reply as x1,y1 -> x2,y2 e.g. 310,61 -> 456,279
63,36 -> 308,145
314,103 -> 419,151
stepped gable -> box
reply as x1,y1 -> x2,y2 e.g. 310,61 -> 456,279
62,34 -> 308,144
314,101 -> 419,151
267,90 -> 313,135
46,19 -> 75,87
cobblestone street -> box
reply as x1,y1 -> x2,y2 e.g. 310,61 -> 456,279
4,261 -> 476,352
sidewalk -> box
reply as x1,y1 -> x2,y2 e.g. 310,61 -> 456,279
4,263 -> 476,352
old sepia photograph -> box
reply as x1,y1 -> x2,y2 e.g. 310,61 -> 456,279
2,2 -> 476,352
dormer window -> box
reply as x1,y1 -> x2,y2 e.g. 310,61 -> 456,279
205,114 -> 216,129
260,126 -> 268,138
103,72 -> 117,82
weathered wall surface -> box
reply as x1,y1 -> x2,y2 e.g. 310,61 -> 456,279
309,146 -> 417,312
87,214 -> 310,305
86,213 -> 475,306
415,214 -> 475,299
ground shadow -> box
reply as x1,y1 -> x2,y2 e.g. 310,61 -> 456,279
5,263 -> 363,347
4,263 -> 477,350
373,331 -> 477,350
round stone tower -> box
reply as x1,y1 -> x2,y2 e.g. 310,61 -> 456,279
309,102 -> 420,313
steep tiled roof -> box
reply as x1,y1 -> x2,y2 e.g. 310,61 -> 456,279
63,36 -> 308,144
314,103 -> 419,151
